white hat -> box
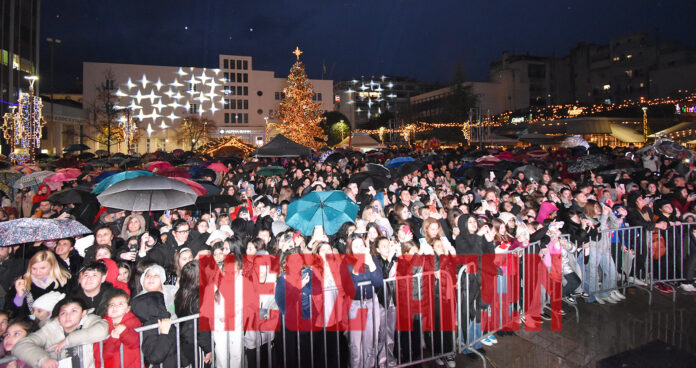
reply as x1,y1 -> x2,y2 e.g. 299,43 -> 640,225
139,265 -> 166,291
32,291 -> 65,313
498,212 -> 515,225
206,230 -> 228,245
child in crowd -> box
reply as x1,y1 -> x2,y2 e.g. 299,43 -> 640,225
30,291 -> 65,327
12,297 -> 108,368
94,290 -> 141,368
0,318 -> 37,368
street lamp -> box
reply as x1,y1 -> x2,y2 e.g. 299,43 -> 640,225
642,107 -> 648,143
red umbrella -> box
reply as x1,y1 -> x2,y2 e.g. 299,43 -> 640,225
157,166 -> 191,178
206,162 -> 229,173
12,164 -> 41,174
44,172 -> 76,183
494,151 -> 516,161
170,177 -> 207,196
474,155 -> 501,168
56,168 -> 82,179
146,161 -> 173,172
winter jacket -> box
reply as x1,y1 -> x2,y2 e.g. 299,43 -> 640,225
175,295 -> 212,367
71,282 -> 116,315
56,250 -> 84,277
375,254 -> 397,307
130,292 -> 177,367
4,278 -> 73,318
13,313 -> 108,368
94,312 -> 142,368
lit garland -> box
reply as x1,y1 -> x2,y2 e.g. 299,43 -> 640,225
198,135 -> 255,157
272,47 -> 327,150
2,77 -> 45,162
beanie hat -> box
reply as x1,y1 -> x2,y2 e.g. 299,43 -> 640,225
139,265 -> 166,291
32,291 -> 65,313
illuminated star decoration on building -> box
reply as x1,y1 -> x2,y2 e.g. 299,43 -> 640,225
114,66 -> 226,135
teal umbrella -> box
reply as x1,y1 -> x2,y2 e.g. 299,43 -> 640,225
91,170 -> 154,194
286,190 -> 358,236
256,166 -> 286,177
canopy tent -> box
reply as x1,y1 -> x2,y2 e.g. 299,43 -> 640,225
254,134 -> 312,157
335,134 -> 385,151
649,121 -> 696,141
609,124 -> 645,143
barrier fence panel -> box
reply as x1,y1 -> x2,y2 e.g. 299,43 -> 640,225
651,222 -> 696,301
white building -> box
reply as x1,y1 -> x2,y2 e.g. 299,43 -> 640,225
82,55 -> 332,153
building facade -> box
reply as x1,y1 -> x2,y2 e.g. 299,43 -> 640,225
1,0 -> 42,155
82,56 -> 332,153
409,81 -> 507,121
334,76 -> 433,128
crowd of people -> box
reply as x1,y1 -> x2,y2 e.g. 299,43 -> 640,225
0,141 -> 694,368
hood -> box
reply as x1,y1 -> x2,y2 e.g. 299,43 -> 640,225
131,291 -> 170,323
101,258 -> 130,295
120,213 -> 146,239
139,264 -> 166,291
32,184 -> 52,204
537,202 -> 559,223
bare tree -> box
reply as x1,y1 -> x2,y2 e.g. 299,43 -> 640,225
175,115 -> 214,150
84,69 -> 123,154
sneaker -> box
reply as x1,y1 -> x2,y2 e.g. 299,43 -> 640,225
445,356 -> 456,368
435,358 -> 445,366
563,296 -> 577,305
540,311 -> 552,320
595,296 -> 606,304
611,290 -> 626,300
656,282 -> 674,293
628,277 -> 648,286
604,295 -> 619,304
679,283 -> 696,292
488,335 -> 498,344
481,337 -> 494,346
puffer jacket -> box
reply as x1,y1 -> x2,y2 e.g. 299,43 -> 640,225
13,313 -> 108,368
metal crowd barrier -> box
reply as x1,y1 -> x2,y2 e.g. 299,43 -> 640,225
649,222 -> 696,301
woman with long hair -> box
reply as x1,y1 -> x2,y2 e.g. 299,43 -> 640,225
175,261 -> 212,367
4,250 -> 72,317
583,200 -> 624,304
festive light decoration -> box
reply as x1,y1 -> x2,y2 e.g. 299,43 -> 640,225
2,76 -> 45,162
271,47 -> 327,150
199,134 -> 255,157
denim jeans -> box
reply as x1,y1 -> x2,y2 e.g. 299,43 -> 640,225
586,250 -> 617,299
462,321 -> 482,352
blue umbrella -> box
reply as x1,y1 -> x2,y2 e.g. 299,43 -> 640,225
385,156 -> 415,168
93,170 -> 121,183
91,170 -> 154,194
286,190 -> 358,236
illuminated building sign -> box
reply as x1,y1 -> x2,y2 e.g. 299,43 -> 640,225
511,117 -> 525,123
358,91 -> 382,99
567,107 -> 584,116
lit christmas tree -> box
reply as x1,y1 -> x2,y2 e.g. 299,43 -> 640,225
272,47 -> 326,150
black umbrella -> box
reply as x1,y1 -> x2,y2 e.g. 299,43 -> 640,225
193,179 -> 221,195
48,188 -> 97,205
78,152 -> 95,160
95,150 -> 108,157
323,152 -> 345,165
118,157 -> 141,169
512,165 -> 543,182
349,171 -> 392,190
63,143 -> 90,152
186,194 -> 242,211
366,163 -> 391,178
185,157 -> 204,166
395,160 -> 426,177
88,159 -> 111,168
567,154 -> 610,173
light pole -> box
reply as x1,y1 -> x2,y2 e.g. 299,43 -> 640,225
642,107 -> 648,143
146,123 -> 154,153
46,38 -> 61,151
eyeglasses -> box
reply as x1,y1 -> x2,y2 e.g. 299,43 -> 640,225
176,229 -> 190,234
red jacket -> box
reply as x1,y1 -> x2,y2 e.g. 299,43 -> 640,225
94,312 -> 142,368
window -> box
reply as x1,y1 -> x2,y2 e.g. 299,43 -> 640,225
189,83 -> 198,92
189,104 -> 198,114
243,60 -> 248,70
225,113 -> 230,124
105,79 -> 115,90
268,109 -> 274,116
257,109 -> 263,115
237,73 -> 242,83
229,86 -> 235,96
275,92 -> 280,100
243,86 -> 248,96
243,73 -> 248,83
257,91 -> 263,96
237,100 -> 243,109
237,60 -> 242,69
244,113 -> 248,124
527,64 -> 546,79
317,93 -> 322,101
224,99 -> 230,109
224,60 -> 228,69
224,72 -> 229,82
230,59 -> 235,69
237,86 -> 243,95
244,100 -> 248,109
603,84 -> 611,91
613,56 -> 620,62
229,73 -> 235,83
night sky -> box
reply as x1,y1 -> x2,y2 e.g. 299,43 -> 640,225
40,0 -> 696,92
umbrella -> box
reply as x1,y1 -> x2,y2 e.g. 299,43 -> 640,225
157,167 -> 191,178
567,154 -> 610,173
242,161 -> 262,173
91,170 -> 154,194
598,168 -> 643,175
93,170 -> 122,183
170,177 -> 207,196
95,150 -> 108,157
146,161 -> 173,172
349,171 -> 392,190
395,160 -> 426,177
512,165 -> 543,182
650,139 -> 693,159
12,165 -> 41,175
366,163 -> 391,178
88,159 -> 112,168
286,190 -> 359,236
118,157 -> 141,169
0,218 -> 92,246
63,143 -> 90,153
190,167 -> 217,180
561,135 -> 590,149
193,180 -> 221,195
97,175 -> 198,211
256,166 -> 286,177
195,194 -> 240,208
206,162 -> 229,173
78,152 -> 95,160
322,152 -> 345,165
172,149 -> 185,156
185,157 -> 204,166
48,188 -> 97,205
44,172 -> 76,184
13,171 -> 55,189
385,156 -> 415,168
474,155 -> 501,168
56,168 -> 82,178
